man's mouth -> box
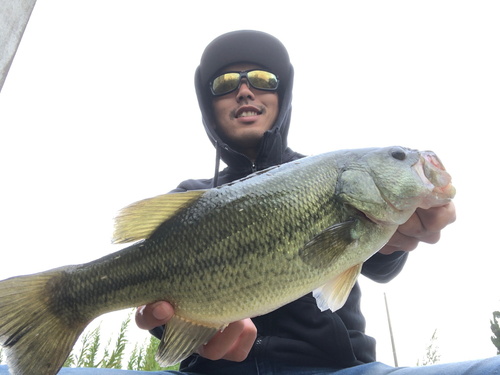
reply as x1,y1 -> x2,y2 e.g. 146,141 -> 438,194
238,111 -> 259,118
235,106 -> 263,119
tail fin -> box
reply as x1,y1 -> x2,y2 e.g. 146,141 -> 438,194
0,270 -> 86,375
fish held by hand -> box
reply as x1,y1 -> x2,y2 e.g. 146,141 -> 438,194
0,146 -> 455,375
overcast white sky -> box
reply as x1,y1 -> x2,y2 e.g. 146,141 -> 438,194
1,0 -> 500,368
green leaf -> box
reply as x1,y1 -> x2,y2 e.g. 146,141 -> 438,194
101,312 -> 131,369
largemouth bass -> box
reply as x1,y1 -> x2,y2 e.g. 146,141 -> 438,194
0,146 -> 455,375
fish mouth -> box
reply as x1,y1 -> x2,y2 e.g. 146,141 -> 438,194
413,151 -> 456,207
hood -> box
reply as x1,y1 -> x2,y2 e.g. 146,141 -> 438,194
194,30 -> 294,185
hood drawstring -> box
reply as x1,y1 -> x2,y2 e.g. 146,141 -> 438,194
212,141 -> 221,188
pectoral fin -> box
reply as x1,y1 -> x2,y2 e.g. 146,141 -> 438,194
113,190 -> 206,244
156,315 -> 222,367
313,263 -> 363,312
299,219 -> 357,268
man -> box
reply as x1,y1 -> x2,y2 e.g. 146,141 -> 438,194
136,30 -> 495,374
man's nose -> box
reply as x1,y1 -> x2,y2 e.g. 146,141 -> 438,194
236,79 -> 255,101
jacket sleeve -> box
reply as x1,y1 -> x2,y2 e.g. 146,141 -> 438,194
361,251 -> 408,283
150,325 -> 164,340
172,178 -> 214,192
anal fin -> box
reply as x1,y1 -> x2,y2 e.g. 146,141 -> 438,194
313,263 -> 363,312
156,315 -> 222,367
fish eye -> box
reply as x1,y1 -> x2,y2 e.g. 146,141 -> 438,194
391,148 -> 407,161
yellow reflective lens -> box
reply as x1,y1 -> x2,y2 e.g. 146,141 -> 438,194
247,70 -> 278,89
212,73 -> 240,95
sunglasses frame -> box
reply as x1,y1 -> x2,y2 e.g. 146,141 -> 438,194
209,69 -> 280,96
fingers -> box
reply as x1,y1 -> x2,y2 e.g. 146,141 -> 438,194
197,318 -> 257,362
378,230 -> 423,254
135,301 -> 174,330
414,202 -> 456,233
135,303 -> 256,363
400,203 -> 456,242
378,202 -> 456,255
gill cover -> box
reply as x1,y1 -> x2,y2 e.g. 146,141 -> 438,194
335,168 -> 390,223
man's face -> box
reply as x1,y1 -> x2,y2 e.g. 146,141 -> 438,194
211,63 -> 279,159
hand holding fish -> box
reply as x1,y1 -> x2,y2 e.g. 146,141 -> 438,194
196,317 -> 256,362
136,301 -> 175,330
378,202 -> 456,255
136,302 -> 257,362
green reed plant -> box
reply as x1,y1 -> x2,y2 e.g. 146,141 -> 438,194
63,309 -> 179,371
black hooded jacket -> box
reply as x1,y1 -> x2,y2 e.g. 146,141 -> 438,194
152,30 -> 408,372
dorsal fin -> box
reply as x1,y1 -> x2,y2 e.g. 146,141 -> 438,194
112,190 -> 206,244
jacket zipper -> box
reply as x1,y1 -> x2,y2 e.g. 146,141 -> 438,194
253,336 -> 263,358
252,162 -> 257,172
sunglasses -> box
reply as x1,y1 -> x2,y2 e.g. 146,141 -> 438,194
210,69 -> 279,96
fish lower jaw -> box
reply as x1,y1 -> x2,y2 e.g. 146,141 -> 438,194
419,195 -> 454,210
417,182 -> 455,209
434,183 -> 456,200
